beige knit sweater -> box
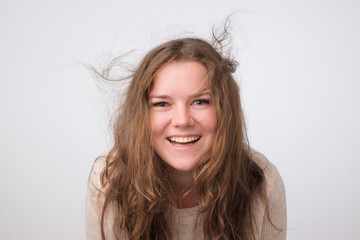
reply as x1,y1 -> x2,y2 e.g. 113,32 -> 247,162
85,152 -> 287,239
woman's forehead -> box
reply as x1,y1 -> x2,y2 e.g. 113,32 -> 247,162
151,61 -> 210,89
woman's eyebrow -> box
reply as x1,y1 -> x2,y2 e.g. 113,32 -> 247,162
149,90 -> 211,99
149,95 -> 170,99
192,89 -> 212,98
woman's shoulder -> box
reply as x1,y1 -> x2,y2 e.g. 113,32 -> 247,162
249,149 -> 285,198
87,156 -> 107,193
250,150 -> 276,175
86,156 -> 120,240
250,149 -> 287,239
91,156 -> 107,174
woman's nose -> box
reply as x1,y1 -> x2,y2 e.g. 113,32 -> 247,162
171,106 -> 194,127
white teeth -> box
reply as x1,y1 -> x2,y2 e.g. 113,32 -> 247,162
169,136 -> 200,143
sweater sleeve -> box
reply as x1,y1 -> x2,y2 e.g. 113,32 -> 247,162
85,157 -> 106,240
261,165 -> 287,240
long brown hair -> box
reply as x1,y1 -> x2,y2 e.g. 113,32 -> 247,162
99,36 -> 266,240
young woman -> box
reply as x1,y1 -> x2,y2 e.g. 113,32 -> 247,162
86,37 -> 287,240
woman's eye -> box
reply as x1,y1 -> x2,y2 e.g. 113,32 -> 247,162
194,99 -> 210,105
152,102 -> 168,107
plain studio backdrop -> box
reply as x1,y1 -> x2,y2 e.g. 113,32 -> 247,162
1,0 -> 359,239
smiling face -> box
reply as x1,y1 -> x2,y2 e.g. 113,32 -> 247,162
149,61 -> 217,175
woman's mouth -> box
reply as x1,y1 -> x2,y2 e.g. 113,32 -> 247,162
167,136 -> 201,146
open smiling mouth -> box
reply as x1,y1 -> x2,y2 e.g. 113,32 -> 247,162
167,136 -> 201,146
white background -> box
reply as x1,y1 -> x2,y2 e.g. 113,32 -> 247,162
1,0 -> 359,239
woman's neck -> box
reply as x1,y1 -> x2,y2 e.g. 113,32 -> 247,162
170,169 -> 199,209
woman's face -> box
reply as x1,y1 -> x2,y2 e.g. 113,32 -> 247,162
149,61 -> 217,174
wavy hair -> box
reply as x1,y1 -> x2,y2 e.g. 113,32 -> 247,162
99,35 -> 267,240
